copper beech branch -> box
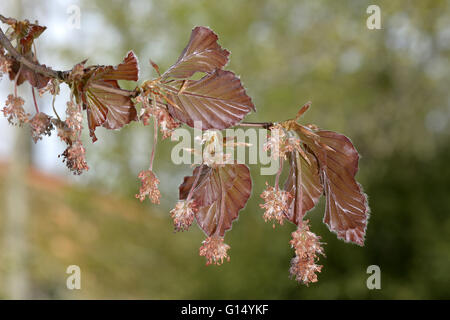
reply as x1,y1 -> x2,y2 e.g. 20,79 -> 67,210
0,15 -> 272,128
238,122 -> 274,129
0,14 -> 370,286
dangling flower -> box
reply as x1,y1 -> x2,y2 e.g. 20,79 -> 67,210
60,140 -> 89,175
0,48 -> 12,75
138,94 -> 180,139
53,118 -> 73,145
289,220 -> 325,285
260,183 -> 291,227
53,101 -> 83,147
195,130 -> 232,167
65,101 -> 83,137
156,107 -> 181,139
30,112 -> 53,143
264,124 -> 302,160
136,169 -> 161,204
2,94 -> 29,126
199,236 -> 231,265
53,101 -> 88,174
170,199 -> 197,232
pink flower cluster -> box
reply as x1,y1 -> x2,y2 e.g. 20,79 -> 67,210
199,236 -> 230,266
56,101 -> 89,175
170,199 -> 197,232
135,169 -> 161,204
30,112 -> 53,143
289,220 -> 325,285
264,124 -> 302,160
2,94 -> 29,126
260,183 -> 291,228
137,94 -> 180,139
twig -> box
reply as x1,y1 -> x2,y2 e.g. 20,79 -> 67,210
149,93 -> 159,171
31,87 -> 39,113
51,94 -> 61,121
238,121 -> 273,129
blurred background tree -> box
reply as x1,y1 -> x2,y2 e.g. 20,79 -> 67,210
0,0 -> 449,299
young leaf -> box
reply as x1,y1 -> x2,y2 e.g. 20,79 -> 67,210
93,51 -> 140,82
162,26 -> 230,79
8,60 -> 50,88
279,116 -> 369,246
297,127 -> 369,246
284,148 -> 323,225
6,19 -> 50,88
6,19 -> 46,54
312,130 -> 369,246
161,69 -> 255,130
78,51 -> 139,142
179,163 -> 252,236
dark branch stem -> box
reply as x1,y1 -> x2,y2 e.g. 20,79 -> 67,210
1,15 -> 276,132
238,121 -> 273,129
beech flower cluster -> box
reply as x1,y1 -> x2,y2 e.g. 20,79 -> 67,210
136,169 -> 161,204
199,236 -> 231,266
289,220 -> 325,285
170,199 -> 197,232
2,94 -> 28,126
260,184 -> 291,227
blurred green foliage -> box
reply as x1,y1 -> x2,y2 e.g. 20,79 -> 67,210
0,0 -> 449,299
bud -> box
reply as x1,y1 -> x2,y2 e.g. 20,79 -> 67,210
38,79 -> 60,96
199,236 -> 230,265
137,93 -> 180,138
